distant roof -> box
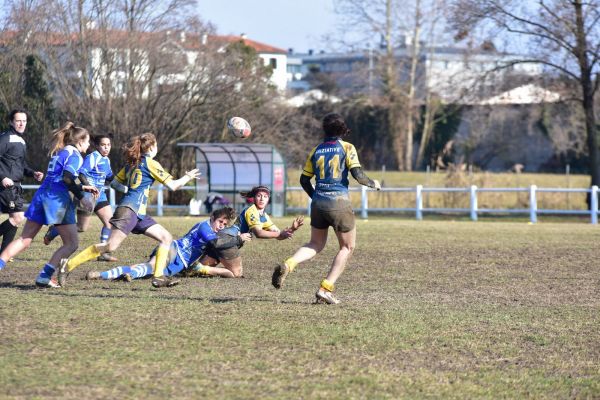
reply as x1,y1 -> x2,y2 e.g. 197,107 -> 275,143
480,84 -> 561,105
212,35 -> 286,54
0,29 -> 286,55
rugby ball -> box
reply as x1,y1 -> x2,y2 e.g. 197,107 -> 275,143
227,117 -> 251,139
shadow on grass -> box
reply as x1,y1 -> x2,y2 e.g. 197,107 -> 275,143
0,282 -> 39,291
19,289 -> 308,305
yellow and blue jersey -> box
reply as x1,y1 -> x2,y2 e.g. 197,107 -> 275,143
114,156 -> 173,217
302,138 -> 361,203
81,150 -> 113,189
238,204 -> 276,234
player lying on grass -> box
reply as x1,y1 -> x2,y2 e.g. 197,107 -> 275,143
86,207 -> 250,283
189,185 -> 304,278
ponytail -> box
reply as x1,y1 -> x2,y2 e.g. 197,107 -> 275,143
123,132 -> 156,168
48,122 -> 90,156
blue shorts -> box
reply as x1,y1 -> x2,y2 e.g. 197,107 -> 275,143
25,188 -> 76,226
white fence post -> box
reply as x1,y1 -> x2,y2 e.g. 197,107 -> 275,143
157,184 -> 164,217
591,185 -> 598,225
109,188 -> 116,211
470,185 -> 478,221
529,185 -> 537,223
307,197 -> 312,216
361,185 -> 368,219
416,185 -> 423,220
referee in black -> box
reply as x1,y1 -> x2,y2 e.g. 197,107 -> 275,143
0,109 -> 44,253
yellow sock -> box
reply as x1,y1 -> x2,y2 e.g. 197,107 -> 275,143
153,245 -> 169,278
198,264 -> 210,275
284,257 -> 298,272
320,279 -> 335,292
67,244 -> 101,272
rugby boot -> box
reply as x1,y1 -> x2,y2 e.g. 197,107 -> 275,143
271,263 -> 289,289
315,289 -> 340,305
151,276 -> 180,288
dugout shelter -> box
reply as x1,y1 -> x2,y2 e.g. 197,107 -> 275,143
177,143 -> 286,217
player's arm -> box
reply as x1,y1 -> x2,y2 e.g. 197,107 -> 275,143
350,167 -> 381,190
110,168 -> 129,193
63,171 -> 94,200
300,174 -> 314,198
148,159 -> 200,191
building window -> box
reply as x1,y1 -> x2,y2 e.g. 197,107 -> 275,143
270,58 -> 277,69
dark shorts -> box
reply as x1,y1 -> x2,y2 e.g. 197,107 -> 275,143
0,185 -> 24,213
109,206 -> 157,235
310,200 -> 355,232
205,229 -> 241,260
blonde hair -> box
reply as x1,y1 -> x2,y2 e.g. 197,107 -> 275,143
123,132 -> 157,167
48,121 -> 89,156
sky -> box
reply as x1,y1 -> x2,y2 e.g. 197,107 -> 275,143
197,0 -> 337,53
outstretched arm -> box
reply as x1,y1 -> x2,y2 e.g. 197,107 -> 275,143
164,169 -> 201,191
350,167 -> 381,190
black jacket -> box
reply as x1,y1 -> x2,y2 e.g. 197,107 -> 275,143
0,127 -> 35,183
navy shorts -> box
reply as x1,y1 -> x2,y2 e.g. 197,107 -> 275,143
109,206 -> 157,235
0,185 -> 24,213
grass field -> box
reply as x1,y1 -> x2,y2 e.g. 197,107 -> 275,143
1,216 -> 599,399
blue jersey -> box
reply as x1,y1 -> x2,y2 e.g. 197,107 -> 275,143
174,219 -> 217,268
81,150 -> 113,189
40,145 -> 84,192
302,138 -> 361,206
114,156 -> 173,217
238,204 -> 276,234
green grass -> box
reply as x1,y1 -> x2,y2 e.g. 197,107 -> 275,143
1,217 -> 599,399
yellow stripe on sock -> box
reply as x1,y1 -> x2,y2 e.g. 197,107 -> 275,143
67,245 -> 101,272
153,245 -> 170,278
320,279 -> 335,292
284,257 -> 298,272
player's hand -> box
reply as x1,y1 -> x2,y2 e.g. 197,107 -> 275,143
2,177 -> 14,188
240,233 -> 252,243
33,171 -> 44,182
83,185 -> 100,198
373,180 -> 382,191
290,215 -> 304,231
185,169 -> 201,180
278,229 -> 294,240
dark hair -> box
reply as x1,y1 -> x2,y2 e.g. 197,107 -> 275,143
8,109 -> 27,122
92,133 -> 113,146
240,185 -> 271,199
322,113 -> 350,137
211,206 -> 237,224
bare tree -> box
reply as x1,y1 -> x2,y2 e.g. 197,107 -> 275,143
449,0 -> 600,185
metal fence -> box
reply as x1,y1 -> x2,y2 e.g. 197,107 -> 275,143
21,184 -> 600,224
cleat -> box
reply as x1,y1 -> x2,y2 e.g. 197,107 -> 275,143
315,289 -> 340,304
97,253 -> 118,262
85,270 -> 101,280
35,276 -> 61,288
8,257 -> 14,263
271,263 -> 289,289
121,273 -> 132,282
57,258 -> 69,287
151,276 -> 179,288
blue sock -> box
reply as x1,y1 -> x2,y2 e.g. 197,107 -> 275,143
38,263 -> 56,280
100,266 -> 131,280
130,263 -> 153,279
0,259 -> 6,271
100,227 -> 111,243
47,226 -> 59,241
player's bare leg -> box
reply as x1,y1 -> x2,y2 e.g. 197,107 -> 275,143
272,227 -> 328,289
191,255 -> 242,278
316,227 -> 355,304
